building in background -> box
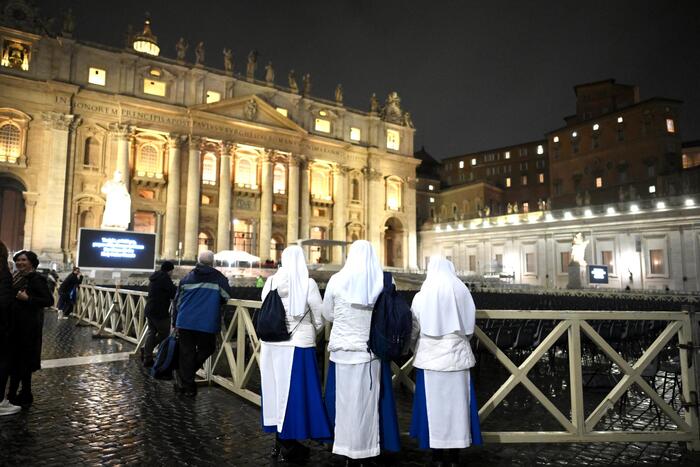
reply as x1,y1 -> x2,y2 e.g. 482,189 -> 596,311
0,5 -> 419,269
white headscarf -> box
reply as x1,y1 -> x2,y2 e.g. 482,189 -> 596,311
331,240 -> 383,306
411,256 -> 475,337
269,245 -> 309,317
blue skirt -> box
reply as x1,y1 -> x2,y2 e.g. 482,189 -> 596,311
409,368 -> 483,449
261,347 -> 332,440
325,359 -> 401,452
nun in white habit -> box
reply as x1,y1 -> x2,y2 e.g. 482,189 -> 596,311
322,240 -> 385,461
260,245 -> 331,461
409,256 -> 480,465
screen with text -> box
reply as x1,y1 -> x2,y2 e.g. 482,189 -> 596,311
77,229 -> 156,272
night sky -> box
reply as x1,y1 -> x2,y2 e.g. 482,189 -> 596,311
39,0 -> 700,159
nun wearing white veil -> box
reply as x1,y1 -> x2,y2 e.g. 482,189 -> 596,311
322,240 -> 385,461
409,256 -> 480,465
260,245 -> 331,462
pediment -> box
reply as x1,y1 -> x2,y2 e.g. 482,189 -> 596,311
190,95 -> 306,134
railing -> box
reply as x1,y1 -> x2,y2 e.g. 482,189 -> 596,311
74,285 -> 700,449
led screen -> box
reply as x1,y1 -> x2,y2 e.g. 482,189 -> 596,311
77,228 -> 156,272
587,265 -> 609,284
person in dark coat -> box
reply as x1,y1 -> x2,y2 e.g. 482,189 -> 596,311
58,266 -> 82,319
0,241 -> 21,415
8,250 -> 53,408
142,261 -> 177,367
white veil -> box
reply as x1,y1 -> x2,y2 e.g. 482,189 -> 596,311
329,240 -> 383,306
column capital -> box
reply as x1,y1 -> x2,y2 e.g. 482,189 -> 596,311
363,167 -> 382,181
223,141 -> 236,155
168,133 -> 185,149
262,149 -> 275,163
334,164 -> 350,176
188,135 -> 203,150
22,191 -> 39,206
41,111 -> 75,131
288,154 -> 302,167
108,122 -> 135,138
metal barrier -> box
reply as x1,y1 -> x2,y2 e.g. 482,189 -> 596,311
74,285 -> 700,449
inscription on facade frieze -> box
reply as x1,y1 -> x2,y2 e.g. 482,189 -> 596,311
236,198 -> 254,210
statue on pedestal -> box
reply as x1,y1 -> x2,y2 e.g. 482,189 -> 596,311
246,50 -> 258,80
507,202 -> 513,214
567,232 -> 589,289
175,37 -> 188,62
223,48 -> 233,73
403,111 -> 414,128
575,191 -> 583,206
101,170 -> 131,230
370,93 -> 379,113
302,73 -> 312,96
288,70 -> 298,93
513,202 -> 519,213
265,62 -> 275,85
335,84 -> 343,105
195,41 -> 205,66
584,190 -> 591,206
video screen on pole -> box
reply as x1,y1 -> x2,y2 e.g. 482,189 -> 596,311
587,265 -> 609,284
77,228 -> 157,272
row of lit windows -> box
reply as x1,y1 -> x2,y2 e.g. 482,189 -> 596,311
449,145 -> 545,171
552,117 -> 676,144
505,173 -> 545,187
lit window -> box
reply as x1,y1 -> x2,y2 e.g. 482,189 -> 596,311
572,131 -> 578,138
311,167 -> 331,200
521,175 -> 528,185
553,136 -> 559,143
143,78 -> 166,96
538,173 -> 544,184
386,178 -> 402,210
350,127 -> 361,141
428,184 -> 434,191
206,90 -> 221,104
595,177 -> 603,188
136,144 -> 161,176
88,67 -> 106,86
459,160 -> 464,169
429,197 -> 435,203
537,144 -> 544,155
202,153 -> 217,185
525,253 -> 535,273
666,118 -> 675,133
593,123 -> 599,131
273,163 -> 286,194
386,129 -> 400,150
522,202 -> 529,212
601,250 -> 614,274
648,185 -> 656,194
276,107 -> 288,117
201,195 -> 211,205
235,158 -> 256,188
471,158 -> 477,166
617,116 -> 624,123
504,151 -> 511,159
0,123 -> 21,163
314,118 -> 331,133
649,249 -> 665,274
505,177 -> 511,187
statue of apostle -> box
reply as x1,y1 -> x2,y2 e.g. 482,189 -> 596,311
101,170 -> 131,230
175,37 -> 188,62
223,48 -> 233,73
195,41 -> 205,66
288,70 -> 299,93
335,84 -> 343,105
246,50 -> 258,80
265,62 -> 275,85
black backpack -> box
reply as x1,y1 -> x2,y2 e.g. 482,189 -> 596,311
254,283 -> 290,342
368,272 -> 413,360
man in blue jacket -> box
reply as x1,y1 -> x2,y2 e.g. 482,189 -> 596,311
173,250 -> 232,396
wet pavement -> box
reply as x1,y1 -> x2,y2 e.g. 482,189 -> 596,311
0,310 -> 699,466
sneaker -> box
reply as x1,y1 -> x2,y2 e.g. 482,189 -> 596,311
0,399 -> 22,415
58,312 -> 69,320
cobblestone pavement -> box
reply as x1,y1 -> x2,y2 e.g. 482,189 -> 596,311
0,310 -> 699,466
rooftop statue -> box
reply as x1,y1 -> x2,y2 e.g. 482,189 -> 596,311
246,50 -> 258,80
101,170 -> 131,231
195,41 -> 205,66
570,232 -> 589,266
265,62 -> 275,85
513,202 -> 519,213
62,8 -> 75,36
175,37 -> 188,61
302,73 -> 312,96
403,111 -> 414,128
507,202 -> 513,214
370,93 -> 379,113
223,48 -> 233,73
335,84 -> 343,105
584,190 -> 591,205
288,70 -> 299,93
381,91 -> 403,124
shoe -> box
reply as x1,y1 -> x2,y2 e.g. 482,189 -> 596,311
58,313 -> 69,320
0,399 -> 22,415
13,391 -> 33,408
270,440 -> 281,458
282,444 -> 310,462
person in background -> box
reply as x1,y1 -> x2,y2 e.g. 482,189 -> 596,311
255,275 -> 265,288
172,250 -> 232,397
322,240 -> 387,464
8,250 -> 53,409
0,241 -> 21,416
409,256 -> 479,466
57,266 -> 82,319
142,261 -> 177,367
260,245 -> 331,462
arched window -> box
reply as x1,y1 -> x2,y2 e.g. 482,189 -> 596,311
386,177 -> 402,211
236,158 -> 256,188
273,163 -> 286,194
79,209 -> 94,228
311,168 -> 331,200
351,178 -> 360,201
0,123 -> 21,163
83,137 -> 100,167
202,152 -> 217,185
136,144 -> 161,176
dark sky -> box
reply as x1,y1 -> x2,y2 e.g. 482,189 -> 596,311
40,0 -> 700,159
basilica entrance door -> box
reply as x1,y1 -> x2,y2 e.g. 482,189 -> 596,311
0,176 -> 26,252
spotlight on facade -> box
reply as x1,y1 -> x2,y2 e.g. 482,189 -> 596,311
435,225 -> 441,232
630,204 -> 640,213
606,207 -> 616,215
446,225 -> 453,232
457,223 -> 464,230
545,213 -> 555,222
584,208 -> 593,217
132,15 -> 160,56
685,198 -> 695,207
564,211 -> 573,220
656,201 -> 666,209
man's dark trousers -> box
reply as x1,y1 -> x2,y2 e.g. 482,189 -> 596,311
177,329 -> 216,393
143,316 -> 170,364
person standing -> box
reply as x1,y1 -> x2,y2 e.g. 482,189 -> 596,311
322,240 -> 391,463
260,246 -> 331,462
172,250 -> 232,397
142,261 -> 177,367
57,266 -> 82,319
8,250 -> 53,408
0,241 -> 21,416
409,256 -> 479,466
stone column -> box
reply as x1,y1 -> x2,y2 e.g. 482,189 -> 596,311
183,136 -> 202,261
299,157 -> 310,241
22,192 -> 39,251
258,150 -> 274,261
217,142 -> 233,252
155,211 -> 164,259
406,178 -> 418,270
109,123 -> 133,187
286,155 -> 300,245
332,165 -> 348,263
163,134 -> 182,259
365,166 -> 383,254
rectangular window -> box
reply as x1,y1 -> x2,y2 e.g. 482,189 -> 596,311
538,173 -> 545,184
88,67 -> 106,86
504,151 -> 511,159
592,135 -> 600,149
315,118 -> 331,133
560,251 -> 571,273
471,158 -> 477,166
519,148 -> 528,157
536,144 -> 544,155
572,141 -> 580,154
468,255 -> 476,272
536,159 -> 546,169
522,202 -> 529,212
595,177 -> 603,188
495,254 -> 503,270
525,252 -> 535,273
143,78 -> 166,96
666,118 -> 675,133
649,249 -> 665,274
601,250 -> 614,274
520,162 -> 528,171
617,128 -> 624,141
276,107 -> 288,117
521,175 -> 528,186
386,129 -> 400,150
505,177 -> 511,187
647,165 -> 655,177
350,127 -> 361,141
459,160 -> 464,169
206,90 -> 221,104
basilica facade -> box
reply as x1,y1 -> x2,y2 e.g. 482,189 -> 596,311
0,8 -> 419,269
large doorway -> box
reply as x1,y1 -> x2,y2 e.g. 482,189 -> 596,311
0,176 -> 26,252
384,217 -> 403,268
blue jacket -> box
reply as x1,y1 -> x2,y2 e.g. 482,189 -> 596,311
174,264 -> 232,333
